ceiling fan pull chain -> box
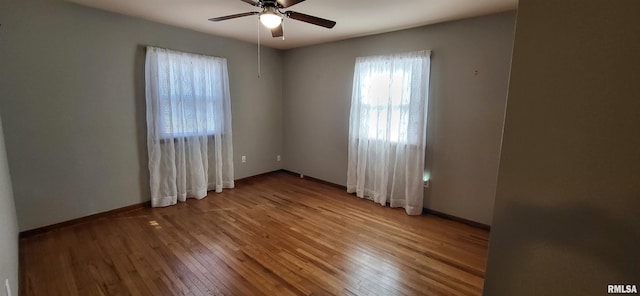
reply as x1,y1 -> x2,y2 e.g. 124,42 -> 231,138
257,16 -> 261,78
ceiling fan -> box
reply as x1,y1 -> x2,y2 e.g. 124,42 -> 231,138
208,0 -> 336,38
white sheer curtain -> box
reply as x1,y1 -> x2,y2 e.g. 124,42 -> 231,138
347,51 -> 431,215
145,47 -> 234,207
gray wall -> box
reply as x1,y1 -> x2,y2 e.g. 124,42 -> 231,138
0,116 -> 19,296
282,12 -> 515,225
484,0 -> 640,295
0,0 -> 283,231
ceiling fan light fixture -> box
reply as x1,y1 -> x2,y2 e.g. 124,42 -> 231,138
259,8 -> 282,28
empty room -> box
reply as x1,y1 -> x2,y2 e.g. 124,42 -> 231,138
1,0 -> 638,295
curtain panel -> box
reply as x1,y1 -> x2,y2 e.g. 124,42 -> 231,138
347,50 -> 431,215
145,47 -> 234,207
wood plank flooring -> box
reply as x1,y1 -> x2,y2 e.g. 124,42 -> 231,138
20,171 -> 489,296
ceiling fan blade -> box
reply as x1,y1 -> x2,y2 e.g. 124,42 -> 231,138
276,0 -> 306,8
271,24 -> 283,38
238,0 -> 260,6
208,12 -> 258,22
285,11 -> 336,28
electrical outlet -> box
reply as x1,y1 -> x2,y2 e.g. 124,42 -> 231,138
5,279 -> 11,296
276,155 -> 281,162
241,156 -> 246,163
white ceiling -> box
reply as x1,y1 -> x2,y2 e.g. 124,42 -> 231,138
66,0 -> 518,50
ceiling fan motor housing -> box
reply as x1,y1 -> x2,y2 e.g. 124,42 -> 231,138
261,0 -> 281,9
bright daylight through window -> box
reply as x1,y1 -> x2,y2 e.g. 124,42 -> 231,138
361,71 -> 411,143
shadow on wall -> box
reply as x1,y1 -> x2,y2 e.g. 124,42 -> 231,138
134,45 -> 151,200
489,200 -> 640,293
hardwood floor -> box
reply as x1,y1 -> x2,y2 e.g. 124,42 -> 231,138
20,171 -> 489,296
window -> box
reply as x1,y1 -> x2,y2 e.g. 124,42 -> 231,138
350,52 -> 430,145
158,79 -> 220,138
147,48 -> 230,139
360,70 -> 411,142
